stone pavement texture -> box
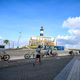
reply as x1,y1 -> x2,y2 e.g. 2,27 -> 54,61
0,56 -> 73,80
54,56 -> 80,80
67,59 -> 80,80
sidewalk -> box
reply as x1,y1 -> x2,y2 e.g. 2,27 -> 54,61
0,58 -> 34,69
0,55 -> 73,80
54,55 -> 80,80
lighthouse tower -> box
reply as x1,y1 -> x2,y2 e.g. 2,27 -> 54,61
40,26 -> 44,36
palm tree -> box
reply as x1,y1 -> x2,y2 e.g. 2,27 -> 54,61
4,40 -> 10,48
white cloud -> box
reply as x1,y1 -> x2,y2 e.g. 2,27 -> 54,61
56,35 -> 75,44
58,16 -> 80,48
56,35 -> 73,40
68,29 -> 80,35
56,34 -> 80,48
63,16 -> 80,28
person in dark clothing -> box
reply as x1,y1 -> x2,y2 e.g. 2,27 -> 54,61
33,45 -> 41,66
69,50 -> 73,55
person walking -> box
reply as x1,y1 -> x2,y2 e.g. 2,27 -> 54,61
33,45 -> 41,66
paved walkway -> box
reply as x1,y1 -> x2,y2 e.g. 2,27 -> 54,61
54,55 -> 80,80
0,56 -> 73,80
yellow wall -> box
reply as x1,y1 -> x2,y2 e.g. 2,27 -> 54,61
29,36 -> 57,46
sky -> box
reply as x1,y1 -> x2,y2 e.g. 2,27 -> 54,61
0,0 -> 80,48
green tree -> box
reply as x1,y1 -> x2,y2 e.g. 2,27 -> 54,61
4,40 -> 10,48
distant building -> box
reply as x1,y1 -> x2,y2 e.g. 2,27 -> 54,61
29,36 -> 57,46
29,26 -> 57,46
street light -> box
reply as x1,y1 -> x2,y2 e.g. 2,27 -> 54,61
17,32 -> 22,48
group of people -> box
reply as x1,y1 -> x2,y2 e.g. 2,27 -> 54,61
33,45 -> 58,66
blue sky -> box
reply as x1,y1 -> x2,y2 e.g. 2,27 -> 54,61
0,0 -> 80,48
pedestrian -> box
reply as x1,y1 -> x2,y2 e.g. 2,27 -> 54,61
33,45 -> 41,66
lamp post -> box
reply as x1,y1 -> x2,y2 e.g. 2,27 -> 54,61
17,32 -> 22,48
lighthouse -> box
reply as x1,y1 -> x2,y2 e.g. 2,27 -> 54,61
40,26 -> 44,36
29,26 -> 57,47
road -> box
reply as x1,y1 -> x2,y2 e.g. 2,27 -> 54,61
0,56 -> 73,80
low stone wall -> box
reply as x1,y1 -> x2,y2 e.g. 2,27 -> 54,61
54,50 -> 69,56
5,49 -> 36,56
5,49 -> 69,56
